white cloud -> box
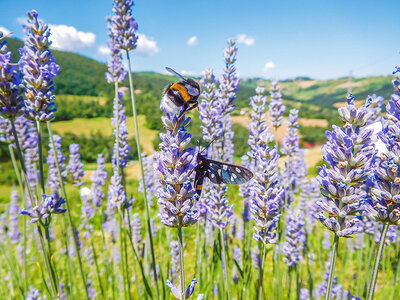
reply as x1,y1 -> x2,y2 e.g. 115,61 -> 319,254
0,26 -> 11,35
236,34 -> 255,46
49,24 -> 96,51
136,33 -> 159,56
98,45 -> 111,56
186,36 -> 198,46
263,61 -> 275,73
16,17 -> 26,25
180,70 -> 195,76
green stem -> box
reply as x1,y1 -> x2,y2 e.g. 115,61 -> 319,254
220,228 -> 231,300
91,238 -> 105,298
114,81 -> 120,177
325,234 -> 339,300
46,121 -> 89,299
125,49 -> 159,299
288,267 -> 292,300
35,121 -> 45,193
258,242 -> 267,300
8,144 -> 28,294
178,220 -> 186,300
10,119 -> 58,297
367,222 -> 389,300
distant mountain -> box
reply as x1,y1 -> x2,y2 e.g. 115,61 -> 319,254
5,38 -> 395,110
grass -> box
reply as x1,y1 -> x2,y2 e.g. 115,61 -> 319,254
52,115 -> 158,154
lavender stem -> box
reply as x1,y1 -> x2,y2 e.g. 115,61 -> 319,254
325,234 -> 339,300
220,228 -> 231,300
367,222 -> 389,300
258,242 -> 266,300
125,49 -> 159,298
178,220 -> 186,300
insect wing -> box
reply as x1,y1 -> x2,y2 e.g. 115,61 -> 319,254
165,67 -> 187,82
206,159 -> 253,185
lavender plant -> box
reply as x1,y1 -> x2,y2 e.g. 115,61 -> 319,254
317,94 -> 376,300
157,107 -> 199,299
269,80 -> 286,146
364,66 -> 400,300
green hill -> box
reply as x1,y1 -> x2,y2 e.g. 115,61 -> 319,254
5,37 -> 395,113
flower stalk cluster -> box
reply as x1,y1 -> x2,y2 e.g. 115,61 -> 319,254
0,31 -> 25,119
19,10 -> 60,122
317,94 -> 376,300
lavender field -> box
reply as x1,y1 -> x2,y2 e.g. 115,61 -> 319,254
0,1 -> 400,299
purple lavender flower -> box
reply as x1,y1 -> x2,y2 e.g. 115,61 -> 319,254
317,94 -> 375,237
218,39 -> 239,163
281,109 -> 300,206
0,116 -> 13,143
322,231 -> 331,250
240,87 -> 268,214
281,208 -> 306,266
15,116 -> 39,186
26,286 -> 44,300
169,240 -> 180,283
269,80 -> 286,130
0,31 -> 24,119
315,255 -> 344,299
21,193 -> 66,223
282,109 -> 300,157
131,213 -> 144,257
206,185 -> 233,229
250,127 -> 283,244
81,188 -> 95,220
46,134 -> 67,194
108,0 -> 138,51
87,279 -> 97,299
251,245 -> 261,269
166,278 -> 198,300
232,246 -> 242,284
8,190 -> 21,243
105,35 -> 127,83
67,144 -> 85,186
112,91 -> 130,169
365,69 -> 400,225
198,69 -> 223,143
300,288 -> 310,300
107,171 -> 127,209
156,109 -> 199,228
19,10 -> 60,122
90,154 -> 108,207
365,94 -> 384,125
298,179 -> 322,234
139,153 -> 156,206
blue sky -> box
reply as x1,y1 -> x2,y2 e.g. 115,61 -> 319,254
1,0 -> 399,79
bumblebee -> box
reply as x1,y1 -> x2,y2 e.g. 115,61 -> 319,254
161,67 -> 200,119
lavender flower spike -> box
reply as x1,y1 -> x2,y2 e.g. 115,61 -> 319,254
90,154 -> 108,207
0,31 -> 25,119
156,108 -> 199,227
250,127 -> 283,244
269,80 -> 286,130
67,144 -> 85,186
366,67 -> 400,225
108,0 -> 138,51
281,208 -> 306,266
21,193 -> 66,223
19,10 -> 60,122
105,32 -> 127,83
317,94 -> 375,237
8,190 -> 22,243
166,278 -> 198,300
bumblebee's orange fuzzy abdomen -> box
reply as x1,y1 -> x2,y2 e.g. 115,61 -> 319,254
170,83 -> 191,102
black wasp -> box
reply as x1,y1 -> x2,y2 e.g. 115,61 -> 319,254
194,154 -> 253,197
161,67 -> 200,119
